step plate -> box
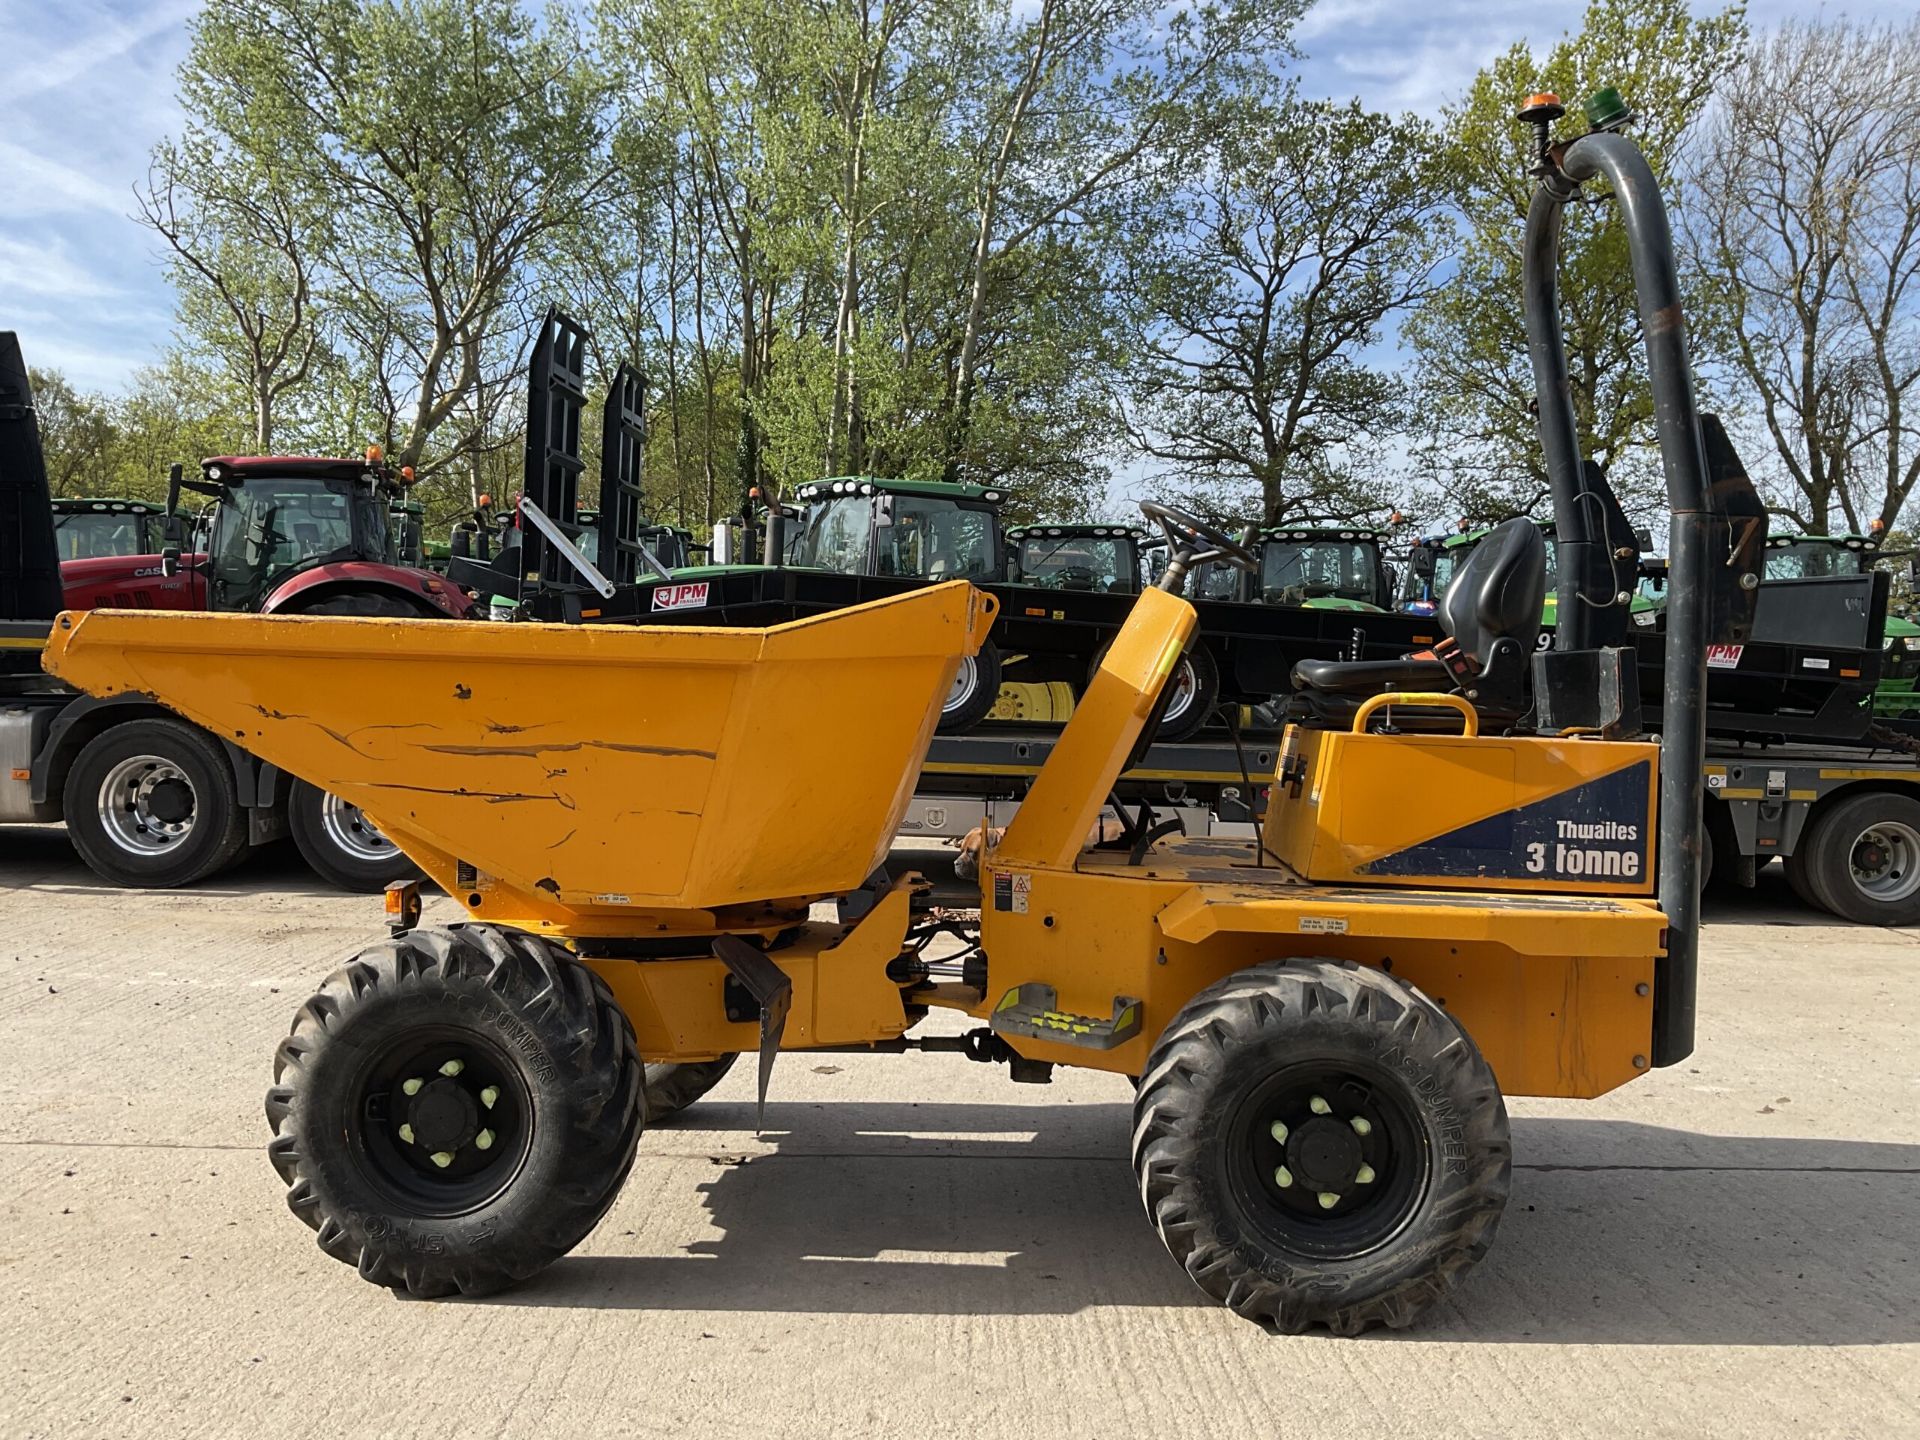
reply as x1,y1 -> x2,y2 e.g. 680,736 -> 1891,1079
989,983 -> 1142,1050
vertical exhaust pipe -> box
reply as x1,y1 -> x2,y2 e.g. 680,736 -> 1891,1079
1519,95 -> 1708,1066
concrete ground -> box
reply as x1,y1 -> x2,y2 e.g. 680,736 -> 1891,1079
1,826 -> 1916,1440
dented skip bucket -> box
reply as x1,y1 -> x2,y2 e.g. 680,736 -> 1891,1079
43,581 -> 996,928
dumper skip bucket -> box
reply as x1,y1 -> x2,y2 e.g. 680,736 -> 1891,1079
44,582 -> 995,927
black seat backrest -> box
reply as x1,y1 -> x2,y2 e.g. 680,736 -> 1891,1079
1439,517 -> 1548,664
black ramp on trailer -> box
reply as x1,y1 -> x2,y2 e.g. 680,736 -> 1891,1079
0,332 -> 62,633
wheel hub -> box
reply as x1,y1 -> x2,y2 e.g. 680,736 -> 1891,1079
144,777 -> 194,825
407,1079 -> 479,1154
1288,1116 -> 1364,1192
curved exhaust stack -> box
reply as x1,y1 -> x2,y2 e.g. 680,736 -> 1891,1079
1519,97 -> 1710,1067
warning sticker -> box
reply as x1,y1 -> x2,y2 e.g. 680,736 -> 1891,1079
651,582 -> 710,612
1706,644 -> 1744,669
1299,916 -> 1348,935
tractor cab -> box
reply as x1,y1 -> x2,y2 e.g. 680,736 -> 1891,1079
51,498 -> 166,560
1762,531 -> 1882,579
1195,525 -> 1394,610
1005,523 -> 1147,594
789,477 -> 1005,582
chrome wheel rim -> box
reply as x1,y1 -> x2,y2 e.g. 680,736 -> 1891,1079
1848,820 -> 1920,902
946,655 -> 979,714
96,754 -> 196,856
1161,655 -> 1198,722
319,791 -> 398,865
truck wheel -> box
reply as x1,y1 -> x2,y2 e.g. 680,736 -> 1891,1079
1800,791 -> 1920,926
938,638 -> 1002,733
265,923 -> 643,1298
644,1055 -> 740,1121
1783,810 -> 1832,912
287,779 -> 420,892
62,718 -> 248,888
1133,957 -> 1510,1333
1152,645 -> 1220,742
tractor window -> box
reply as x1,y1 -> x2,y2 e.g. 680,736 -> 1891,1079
1765,542 -> 1865,580
795,496 -> 873,573
208,480 -> 356,610
1185,560 -> 1243,601
1259,540 -> 1381,605
54,511 -> 155,560
876,497 -> 995,580
1014,535 -> 1133,592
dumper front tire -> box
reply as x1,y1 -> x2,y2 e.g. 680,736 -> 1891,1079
265,924 -> 643,1298
644,1055 -> 740,1121
1132,958 -> 1509,1333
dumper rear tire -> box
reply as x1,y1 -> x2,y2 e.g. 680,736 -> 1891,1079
644,1055 -> 740,1121
1132,958 -> 1509,1333
265,924 -> 643,1298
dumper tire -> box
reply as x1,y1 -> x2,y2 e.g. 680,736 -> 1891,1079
644,1055 -> 741,1121
939,639 -> 1002,733
265,923 -> 643,1298
286,778 -> 421,893
1132,958 -> 1509,1334
1798,790 -> 1920,926
62,717 -> 249,889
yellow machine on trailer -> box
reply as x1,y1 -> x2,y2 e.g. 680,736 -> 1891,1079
44,97 -> 1741,1332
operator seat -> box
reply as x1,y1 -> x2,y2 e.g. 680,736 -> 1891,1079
1289,517 -> 1548,720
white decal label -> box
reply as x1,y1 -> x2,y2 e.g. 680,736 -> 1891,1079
590,893 -> 632,905
1299,916 -> 1348,935
1011,872 -> 1030,914
1706,644 -> 1744,669
1802,656 -> 1830,670
651,582 -> 710,612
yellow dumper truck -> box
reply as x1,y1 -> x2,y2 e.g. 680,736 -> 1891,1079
43,99 -> 1744,1331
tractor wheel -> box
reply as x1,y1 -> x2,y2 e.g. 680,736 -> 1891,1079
265,923 -> 643,1297
1132,958 -> 1510,1333
938,638 -> 1003,733
289,591 -> 432,618
1798,791 -> 1920,926
62,718 -> 248,888
1152,644 -> 1220,742
287,778 -> 420,893
644,1055 -> 741,1121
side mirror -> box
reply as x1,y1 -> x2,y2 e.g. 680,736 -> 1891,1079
160,544 -> 181,578
164,462 -> 184,518
874,493 -> 895,526
1409,545 -> 1436,579
1633,526 -> 1654,553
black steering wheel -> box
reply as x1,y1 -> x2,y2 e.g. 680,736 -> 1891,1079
1139,500 -> 1259,594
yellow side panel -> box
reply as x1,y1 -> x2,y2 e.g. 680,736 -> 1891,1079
584,882 -> 917,1061
970,852 -> 1661,1099
1267,726 -> 1660,896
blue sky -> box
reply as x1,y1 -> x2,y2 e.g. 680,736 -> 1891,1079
0,0 -> 1902,396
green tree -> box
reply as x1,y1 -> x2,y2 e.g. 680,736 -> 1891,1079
27,369 -> 119,497
1404,0 -> 1746,521
1125,94 -> 1451,524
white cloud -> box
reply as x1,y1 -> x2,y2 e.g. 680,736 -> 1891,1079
0,235 -> 121,300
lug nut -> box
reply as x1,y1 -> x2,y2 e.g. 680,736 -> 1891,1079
402,1077 -> 424,1096
1355,1163 -> 1377,1185
438,1059 -> 464,1078
1269,1120 -> 1288,1143
1317,1191 -> 1340,1209
397,1124 -> 415,1145
1309,1096 -> 1331,1115
430,1151 -> 455,1168
475,1129 -> 495,1151
480,1086 -> 499,1110
1274,1166 -> 1294,1189
1350,1116 -> 1372,1136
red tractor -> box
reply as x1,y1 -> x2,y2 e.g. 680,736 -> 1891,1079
60,451 -> 474,620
